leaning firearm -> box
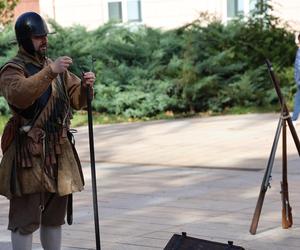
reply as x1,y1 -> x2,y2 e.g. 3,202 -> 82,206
266,60 -> 298,229
250,60 -> 300,234
249,118 -> 282,234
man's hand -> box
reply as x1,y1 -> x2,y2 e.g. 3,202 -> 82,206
82,72 -> 96,88
50,56 -> 73,73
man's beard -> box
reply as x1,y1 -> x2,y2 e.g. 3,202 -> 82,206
37,44 -> 48,57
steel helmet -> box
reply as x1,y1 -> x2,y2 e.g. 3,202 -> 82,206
15,12 -> 49,55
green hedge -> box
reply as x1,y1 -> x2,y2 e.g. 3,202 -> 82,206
0,6 -> 297,118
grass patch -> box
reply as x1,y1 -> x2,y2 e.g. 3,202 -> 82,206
222,105 -> 280,115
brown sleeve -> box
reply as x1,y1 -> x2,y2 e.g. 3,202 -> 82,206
0,65 -> 57,109
64,70 -> 91,110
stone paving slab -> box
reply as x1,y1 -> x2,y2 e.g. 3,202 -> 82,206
74,113 -> 299,170
1,113 -> 300,249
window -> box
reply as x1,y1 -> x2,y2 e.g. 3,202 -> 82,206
108,1 -> 123,22
107,0 -> 142,24
127,0 -> 142,22
226,0 -> 261,20
227,0 -> 244,17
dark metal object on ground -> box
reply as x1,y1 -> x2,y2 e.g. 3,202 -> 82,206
249,59 -> 300,235
164,232 -> 245,250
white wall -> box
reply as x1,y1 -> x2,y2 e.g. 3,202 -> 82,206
141,0 -> 223,29
38,0 -> 300,31
272,0 -> 300,31
39,0 -> 105,30
39,0 -> 224,30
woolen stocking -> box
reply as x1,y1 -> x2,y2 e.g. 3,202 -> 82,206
11,230 -> 33,250
40,225 -> 62,250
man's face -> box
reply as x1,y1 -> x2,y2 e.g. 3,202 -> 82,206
31,35 -> 48,56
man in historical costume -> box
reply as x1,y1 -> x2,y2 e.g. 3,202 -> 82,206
0,12 -> 95,250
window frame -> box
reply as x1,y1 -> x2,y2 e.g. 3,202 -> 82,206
106,0 -> 142,24
224,0 -> 259,22
127,0 -> 142,22
108,1 -> 123,23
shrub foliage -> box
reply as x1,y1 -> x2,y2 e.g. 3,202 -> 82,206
0,3 -> 296,117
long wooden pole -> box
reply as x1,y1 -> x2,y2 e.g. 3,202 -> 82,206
86,85 -> 101,250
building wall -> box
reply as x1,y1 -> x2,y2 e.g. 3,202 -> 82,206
39,0 -> 104,30
14,0 -> 40,19
12,0 -> 300,32
272,0 -> 300,31
37,0 -> 224,30
141,0 -> 223,29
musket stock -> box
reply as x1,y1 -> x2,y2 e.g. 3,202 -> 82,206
281,182 -> 293,228
250,191 -> 266,235
281,120 -> 293,228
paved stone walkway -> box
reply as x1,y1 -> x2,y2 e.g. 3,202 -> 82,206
1,113 -> 300,249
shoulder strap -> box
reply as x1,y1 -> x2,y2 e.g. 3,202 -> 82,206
9,62 -> 52,120
0,59 -> 25,75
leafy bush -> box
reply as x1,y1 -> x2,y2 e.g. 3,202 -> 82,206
0,3 -> 297,118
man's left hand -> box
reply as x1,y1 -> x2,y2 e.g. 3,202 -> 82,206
82,72 -> 96,88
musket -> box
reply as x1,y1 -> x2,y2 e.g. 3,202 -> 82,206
250,59 -> 299,234
265,59 -> 296,229
281,119 -> 293,228
249,118 -> 282,234
250,59 -> 300,234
